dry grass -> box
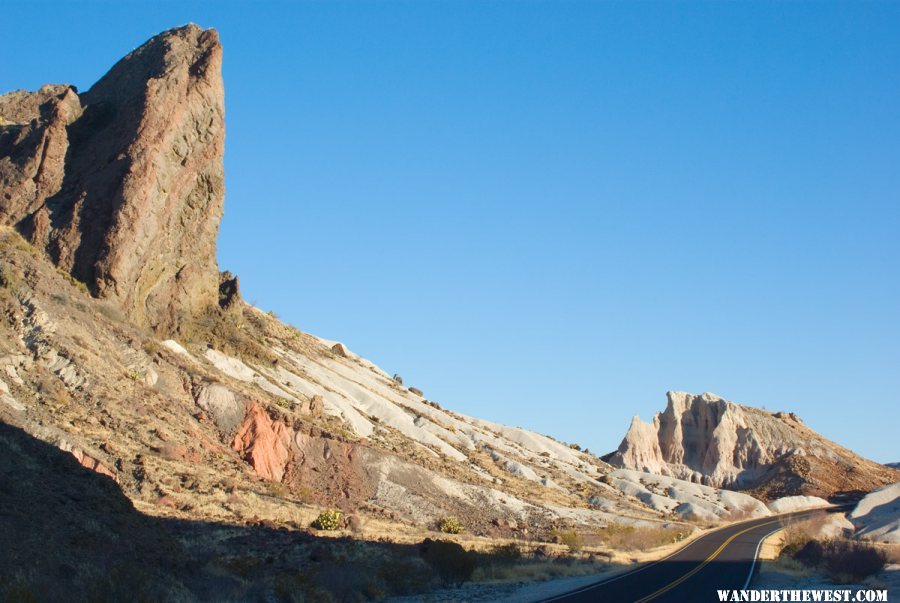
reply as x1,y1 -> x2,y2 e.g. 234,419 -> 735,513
176,305 -> 278,365
587,523 -> 693,551
721,502 -> 762,522
777,514 -> 887,584
473,558 -> 606,583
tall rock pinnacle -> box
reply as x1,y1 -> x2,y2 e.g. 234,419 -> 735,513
0,24 -> 229,333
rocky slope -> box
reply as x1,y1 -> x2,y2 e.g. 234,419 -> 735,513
0,24 -> 227,334
606,391 -> 899,500
0,25 -> 742,554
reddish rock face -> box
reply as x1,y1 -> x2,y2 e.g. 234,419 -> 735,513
69,447 -> 116,481
231,402 -> 293,482
0,24 -> 227,333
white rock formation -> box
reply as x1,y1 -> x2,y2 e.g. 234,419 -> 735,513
606,391 -> 898,497
609,468 -> 770,521
767,495 -> 830,514
849,482 -> 900,543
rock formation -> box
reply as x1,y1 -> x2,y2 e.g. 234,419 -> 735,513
606,391 -> 900,499
231,402 -> 293,482
0,24 -> 228,333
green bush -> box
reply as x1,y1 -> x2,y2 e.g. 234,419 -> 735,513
311,509 -> 342,531
438,516 -> 463,534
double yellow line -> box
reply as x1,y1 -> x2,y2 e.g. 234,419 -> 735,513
633,519 -> 780,603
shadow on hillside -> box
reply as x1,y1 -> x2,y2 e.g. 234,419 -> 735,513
0,422 -> 614,602
5,422 -> 839,603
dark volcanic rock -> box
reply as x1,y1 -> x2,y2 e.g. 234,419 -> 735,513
0,24 -> 227,333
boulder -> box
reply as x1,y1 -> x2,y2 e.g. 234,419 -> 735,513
309,394 -> 325,417
193,382 -> 246,434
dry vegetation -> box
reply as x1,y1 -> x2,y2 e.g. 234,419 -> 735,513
583,523 -> 693,551
778,515 -> 888,584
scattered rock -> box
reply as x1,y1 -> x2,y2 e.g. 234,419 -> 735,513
0,378 -> 25,412
331,343 -> 347,357
534,545 -> 553,558
154,442 -> 201,464
345,514 -> 363,532
308,395 -> 324,417
408,387 -> 424,397
155,495 -> 177,509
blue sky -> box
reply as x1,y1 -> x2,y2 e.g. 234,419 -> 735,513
3,2 -> 898,461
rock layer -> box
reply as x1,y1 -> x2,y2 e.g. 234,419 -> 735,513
0,24 -> 226,333
607,391 -> 900,499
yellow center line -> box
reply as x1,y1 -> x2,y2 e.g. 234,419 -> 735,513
632,519 -> 780,603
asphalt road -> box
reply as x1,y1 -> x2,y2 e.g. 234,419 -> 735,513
540,508 -> 838,603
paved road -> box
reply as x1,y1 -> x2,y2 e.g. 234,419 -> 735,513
540,508 -> 840,603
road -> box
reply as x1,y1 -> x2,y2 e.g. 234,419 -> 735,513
540,508 -> 838,602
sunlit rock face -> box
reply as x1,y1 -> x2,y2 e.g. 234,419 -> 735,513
607,391 -> 899,499
0,24 -> 226,333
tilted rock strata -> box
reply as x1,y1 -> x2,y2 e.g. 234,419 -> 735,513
0,24 -> 226,333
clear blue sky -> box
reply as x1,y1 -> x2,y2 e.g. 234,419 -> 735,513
3,2 -> 898,462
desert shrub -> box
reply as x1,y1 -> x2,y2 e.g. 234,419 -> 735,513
36,372 -> 72,406
438,516 -> 463,534
558,530 -> 583,553
820,540 -> 885,584
721,502 -> 761,522
176,305 -> 277,365
98,302 -> 125,323
312,509 -> 342,531
780,518 -> 815,556
490,542 -> 523,562
785,534 -> 886,584
569,443 -> 582,451
794,539 -> 826,566
420,539 -> 476,586
377,555 -> 434,596
0,264 -> 18,289
593,523 -> 692,551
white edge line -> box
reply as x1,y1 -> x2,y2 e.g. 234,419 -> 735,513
742,526 -> 783,590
